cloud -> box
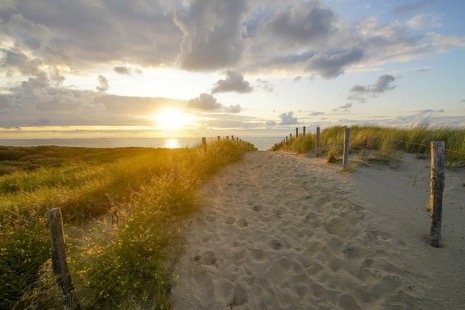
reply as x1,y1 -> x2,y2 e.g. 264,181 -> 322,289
224,104 -> 242,113
187,93 -> 243,114
255,78 -> 274,92
407,13 -> 442,29
333,103 -> 352,112
174,0 -> 247,70
419,108 -> 444,113
305,48 -> 364,78
393,0 -> 435,15
1,0 -> 463,81
0,1 -> 182,69
211,71 -> 253,94
266,120 -> 277,126
348,74 -> 396,102
259,2 -> 335,47
310,111 -> 325,116
113,66 -> 142,75
415,67 -> 432,73
279,111 -> 298,125
187,93 -> 222,111
96,75 -> 109,93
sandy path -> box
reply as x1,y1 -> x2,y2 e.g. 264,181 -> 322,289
171,151 -> 463,309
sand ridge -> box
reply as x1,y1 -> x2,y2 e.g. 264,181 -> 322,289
171,151 -> 445,309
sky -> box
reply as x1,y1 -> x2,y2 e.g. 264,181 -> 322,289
1,0 -> 464,139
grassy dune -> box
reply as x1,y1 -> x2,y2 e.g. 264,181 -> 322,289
0,140 -> 256,309
272,125 -> 465,166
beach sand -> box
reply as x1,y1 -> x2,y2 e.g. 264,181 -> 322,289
171,151 -> 465,309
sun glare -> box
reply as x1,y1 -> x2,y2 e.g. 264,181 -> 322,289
153,109 -> 193,131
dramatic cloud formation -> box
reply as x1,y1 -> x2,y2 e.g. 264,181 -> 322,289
0,0 -> 464,132
211,71 -> 253,94
279,111 -> 298,125
348,74 -> 396,102
174,0 -> 247,70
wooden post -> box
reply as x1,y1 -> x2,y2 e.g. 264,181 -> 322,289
48,208 -> 80,310
226,136 -> 229,140
303,126 -> 306,136
285,136 -> 288,144
429,141 -> 445,247
343,127 -> 350,170
217,136 -> 221,141
295,127 -> 299,138
316,127 -> 321,157
231,135 -> 235,141
202,137 -> 207,152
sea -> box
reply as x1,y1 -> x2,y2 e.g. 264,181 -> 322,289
0,136 -> 282,151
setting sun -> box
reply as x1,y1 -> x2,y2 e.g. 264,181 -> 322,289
153,109 -> 193,131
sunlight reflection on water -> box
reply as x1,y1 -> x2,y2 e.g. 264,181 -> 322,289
164,138 -> 179,149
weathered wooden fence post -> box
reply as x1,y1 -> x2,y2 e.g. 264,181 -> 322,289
48,208 -> 80,310
429,141 -> 445,247
217,136 -> 221,141
303,126 -> 306,136
202,137 -> 207,152
343,127 -> 350,170
316,127 -> 321,157
285,136 -> 288,144
295,127 -> 299,138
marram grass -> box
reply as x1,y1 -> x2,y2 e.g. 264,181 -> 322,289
0,140 -> 256,309
272,125 -> 465,166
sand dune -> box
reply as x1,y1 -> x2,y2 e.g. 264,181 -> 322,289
172,151 -> 465,309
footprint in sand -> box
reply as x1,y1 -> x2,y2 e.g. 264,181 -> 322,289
269,239 -> 283,250
236,218 -> 248,227
202,250 -> 217,265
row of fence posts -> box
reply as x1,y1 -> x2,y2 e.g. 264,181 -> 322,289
278,125 -> 445,248
45,131 -> 446,308
201,135 -> 245,152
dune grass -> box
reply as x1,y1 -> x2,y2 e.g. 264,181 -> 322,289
272,125 -> 465,166
0,140 -> 256,309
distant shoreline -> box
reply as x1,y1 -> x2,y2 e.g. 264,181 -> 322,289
0,136 -> 282,151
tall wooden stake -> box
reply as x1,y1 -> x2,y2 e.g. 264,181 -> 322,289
48,208 -> 80,310
202,137 -> 207,152
303,126 -> 306,136
429,141 -> 445,247
316,127 -> 321,157
343,127 -> 350,170
217,136 -> 221,141
295,127 -> 299,138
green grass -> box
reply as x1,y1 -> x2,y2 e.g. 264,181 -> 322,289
272,125 -> 465,167
0,140 -> 256,309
